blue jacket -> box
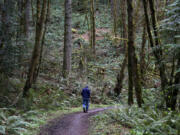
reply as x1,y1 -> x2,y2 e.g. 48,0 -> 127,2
81,86 -> 91,99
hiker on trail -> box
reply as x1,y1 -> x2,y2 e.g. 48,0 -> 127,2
81,86 -> 91,113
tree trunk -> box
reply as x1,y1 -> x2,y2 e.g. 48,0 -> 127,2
127,0 -> 142,107
0,0 -> 13,47
142,0 -> 155,57
114,51 -> 128,96
90,0 -> 96,55
133,53 -> 143,107
63,0 -> 72,78
23,0 -> 48,97
169,36 -> 180,110
127,0 -> 134,106
143,0 -> 169,107
33,0 -> 51,83
31,0 -> 35,25
1,1 -> 16,75
18,0 -> 25,34
114,0 -> 128,96
24,0 -> 31,37
148,0 -> 168,92
140,23 -> 147,83
171,57 -> 180,110
134,0 -> 141,30
37,0 -> 41,22
0,1 -> 3,49
112,0 -> 117,37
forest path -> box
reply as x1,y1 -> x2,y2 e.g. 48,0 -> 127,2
39,107 -> 113,135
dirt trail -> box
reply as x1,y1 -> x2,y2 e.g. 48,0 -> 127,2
39,107 -> 112,135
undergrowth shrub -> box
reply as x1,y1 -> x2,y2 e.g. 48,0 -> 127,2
0,108 -> 33,135
91,108 -> 129,135
93,105 -> 180,135
91,87 -> 179,135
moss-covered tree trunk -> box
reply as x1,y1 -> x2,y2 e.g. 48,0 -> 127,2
133,53 -> 143,107
127,0 -> 142,107
140,24 -> 147,84
23,0 -> 48,97
148,0 -> 168,91
33,0 -> 51,83
114,51 -> 128,96
63,0 -> 72,78
114,0 -> 128,96
112,0 -> 117,37
90,0 -> 96,55
143,0 -> 170,108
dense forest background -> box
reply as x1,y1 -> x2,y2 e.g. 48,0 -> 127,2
0,0 -> 179,135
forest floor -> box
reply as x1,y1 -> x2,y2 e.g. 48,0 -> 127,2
39,107 -> 113,135
74,28 -> 111,42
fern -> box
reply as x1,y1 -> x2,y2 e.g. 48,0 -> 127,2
106,106 -> 179,135
0,109 -> 32,135
0,126 -> 6,135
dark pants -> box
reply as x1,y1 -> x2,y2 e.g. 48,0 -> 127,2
82,98 -> 89,111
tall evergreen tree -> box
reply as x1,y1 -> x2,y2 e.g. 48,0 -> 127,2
63,0 -> 72,78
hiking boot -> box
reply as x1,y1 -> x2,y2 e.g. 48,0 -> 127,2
83,108 -> 86,113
